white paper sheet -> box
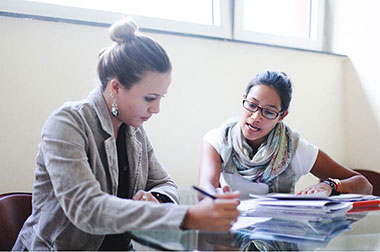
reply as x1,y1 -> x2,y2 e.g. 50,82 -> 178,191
230,216 -> 270,231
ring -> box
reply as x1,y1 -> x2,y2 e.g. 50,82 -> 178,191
142,195 -> 149,201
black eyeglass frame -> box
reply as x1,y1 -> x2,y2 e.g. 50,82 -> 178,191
242,99 -> 283,120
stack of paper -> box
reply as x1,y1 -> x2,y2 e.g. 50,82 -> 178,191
233,193 -> 355,250
234,216 -> 352,250
238,193 -> 352,221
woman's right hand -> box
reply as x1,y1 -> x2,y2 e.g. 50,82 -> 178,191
181,191 -> 240,232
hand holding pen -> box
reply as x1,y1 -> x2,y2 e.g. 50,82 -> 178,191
181,186 -> 240,232
193,185 -> 233,200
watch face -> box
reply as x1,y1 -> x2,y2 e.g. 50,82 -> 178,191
324,180 -> 336,191
327,178 -> 341,190
330,181 -> 336,190
331,178 -> 341,187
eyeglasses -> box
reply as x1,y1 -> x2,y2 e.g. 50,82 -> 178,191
242,99 -> 282,120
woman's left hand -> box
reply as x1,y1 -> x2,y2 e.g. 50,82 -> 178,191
215,185 -> 232,195
133,190 -> 160,203
296,182 -> 332,196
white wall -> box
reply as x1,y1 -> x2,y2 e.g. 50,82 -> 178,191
326,0 -> 380,171
0,15 -> 348,193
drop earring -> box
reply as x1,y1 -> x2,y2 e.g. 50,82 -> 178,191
111,94 -> 119,117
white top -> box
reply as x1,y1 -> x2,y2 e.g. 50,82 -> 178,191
204,127 -> 319,198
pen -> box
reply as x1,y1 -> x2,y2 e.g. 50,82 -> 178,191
192,185 -> 217,200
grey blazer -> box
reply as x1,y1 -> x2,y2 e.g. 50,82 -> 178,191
13,87 -> 189,251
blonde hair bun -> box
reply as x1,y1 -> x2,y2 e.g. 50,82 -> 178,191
109,19 -> 138,43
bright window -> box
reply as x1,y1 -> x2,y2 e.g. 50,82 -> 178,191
243,0 -> 310,39
0,0 -> 325,51
29,0 -> 219,25
0,0 -> 230,38
234,0 -> 325,51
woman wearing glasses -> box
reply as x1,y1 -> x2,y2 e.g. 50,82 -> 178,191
198,70 -> 372,199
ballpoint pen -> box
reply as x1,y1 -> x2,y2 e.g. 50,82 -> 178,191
192,185 -> 217,200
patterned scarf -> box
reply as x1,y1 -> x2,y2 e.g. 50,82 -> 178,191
221,118 -> 298,184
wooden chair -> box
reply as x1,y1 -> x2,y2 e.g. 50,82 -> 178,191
354,169 -> 380,196
0,193 -> 32,251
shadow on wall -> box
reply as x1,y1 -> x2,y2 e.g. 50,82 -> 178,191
343,59 -> 380,171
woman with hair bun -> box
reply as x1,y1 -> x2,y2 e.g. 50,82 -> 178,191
13,19 -> 240,251
198,70 -> 372,199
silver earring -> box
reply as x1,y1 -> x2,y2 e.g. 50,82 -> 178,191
111,96 -> 119,117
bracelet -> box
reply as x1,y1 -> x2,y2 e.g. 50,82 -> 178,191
328,178 -> 341,191
322,178 -> 341,195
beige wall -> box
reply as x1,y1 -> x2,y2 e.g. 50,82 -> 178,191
326,0 -> 380,171
0,15 -> 349,193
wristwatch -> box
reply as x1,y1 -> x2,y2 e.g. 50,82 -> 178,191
323,178 -> 341,195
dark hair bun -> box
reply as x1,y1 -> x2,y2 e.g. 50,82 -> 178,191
109,19 -> 138,43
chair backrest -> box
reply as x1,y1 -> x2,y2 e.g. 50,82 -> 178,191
354,169 -> 380,196
0,193 -> 32,251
